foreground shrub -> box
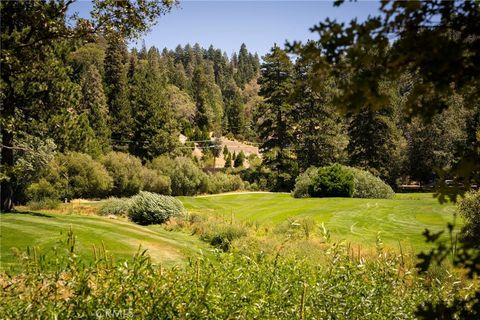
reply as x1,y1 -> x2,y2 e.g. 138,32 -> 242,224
459,189 -> 480,242
292,167 -> 318,198
309,164 -> 354,197
206,172 -> 244,194
99,197 -> 131,216
348,167 -> 394,199
100,152 -> 144,197
128,191 -> 185,225
1,232 -> 456,319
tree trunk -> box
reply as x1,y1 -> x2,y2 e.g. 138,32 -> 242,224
1,126 -> 15,212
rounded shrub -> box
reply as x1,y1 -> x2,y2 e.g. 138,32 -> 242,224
309,164 -> 354,197
100,152 -> 144,197
149,156 -> 208,196
206,172 -> 244,194
348,167 -> 394,199
39,152 -> 112,199
292,167 -> 318,198
128,191 -> 185,225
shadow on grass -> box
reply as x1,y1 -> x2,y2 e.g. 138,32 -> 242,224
11,211 -> 55,218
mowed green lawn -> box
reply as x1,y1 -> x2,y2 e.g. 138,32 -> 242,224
180,192 -> 460,252
0,212 -> 209,269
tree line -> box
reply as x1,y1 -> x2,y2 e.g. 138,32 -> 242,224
2,0 -> 478,211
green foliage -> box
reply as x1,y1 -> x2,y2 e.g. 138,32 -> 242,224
26,178 -> 59,202
40,153 -> 113,199
233,150 -> 245,168
309,164 -> 354,198
257,45 -> 297,191
292,167 -> 318,198
141,167 -> 172,195
224,152 -> 232,168
458,190 -> 480,242
151,156 -> 208,196
348,167 -> 395,199
26,199 -> 61,210
48,111 -> 103,158
100,152 -> 144,197
79,64 -> 111,152
292,0 -> 480,200
104,35 -> 132,145
407,101 -> 471,184
11,135 -> 57,204
129,51 -> 180,159
291,67 -> 348,169
1,0 -> 177,211
0,231 -> 455,319
199,224 -> 247,252
347,106 -> 406,186
293,165 -> 393,199
206,172 -> 244,194
128,191 -> 185,225
99,197 -> 132,216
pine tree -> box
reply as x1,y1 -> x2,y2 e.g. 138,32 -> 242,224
347,106 -> 406,185
79,65 -> 111,152
224,152 -> 232,168
257,45 -> 297,190
234,150 -> 245,167
291,65 -> 348,169
104,35 -> 131,146
235,43 -> 256,88
192,63 -> 224,134
49,111 -> 102,158
223,79 -> 246,136
129,49 -> 179,160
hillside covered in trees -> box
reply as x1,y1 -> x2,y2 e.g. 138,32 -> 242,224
1,0 -> 478,209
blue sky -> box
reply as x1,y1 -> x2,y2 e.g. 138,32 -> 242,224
71,0 -> 380,56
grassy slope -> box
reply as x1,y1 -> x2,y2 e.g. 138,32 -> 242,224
0,212 -> 209,269
180,192 -> 459,252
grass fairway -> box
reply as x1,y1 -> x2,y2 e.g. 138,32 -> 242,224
0,212 -> 208,269
180,192 -> 459,252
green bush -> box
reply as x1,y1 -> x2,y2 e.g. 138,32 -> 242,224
148,155 -> 176,176
149,156 -> 208,196
459,189 -> 480,241
141,167 -> 172,195
39,152 -> 112,199
206,172 -> 244,194
99,197 -> 131,216
293,165 -> 393,199
100,152 -> 144,197
309,164 -> 354,197
128,191 -> 185,225
292,167 -> 318,198
1,233 -> 454,319
348,167 -> 395,199
26,178 -> 59,201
